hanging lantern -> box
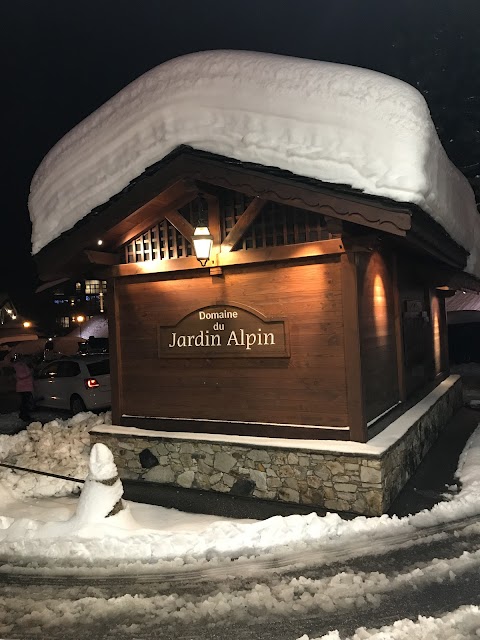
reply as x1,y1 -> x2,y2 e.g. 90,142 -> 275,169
192,225 -> 213,266
192,197 -> 213,266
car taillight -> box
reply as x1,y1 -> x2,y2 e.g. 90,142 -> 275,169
85,378 -> 100,389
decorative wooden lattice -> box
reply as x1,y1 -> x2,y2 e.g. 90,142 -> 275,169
123,192 -> 330,263
220,191 -> 329,251
124,201 -> 200,264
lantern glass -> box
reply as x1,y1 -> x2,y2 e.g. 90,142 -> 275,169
192,225 -> 213,266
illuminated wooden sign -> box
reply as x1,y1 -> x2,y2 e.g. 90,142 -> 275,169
158,304 -> 289,358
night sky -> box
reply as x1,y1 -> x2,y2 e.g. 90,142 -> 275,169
3,0 -> 480,316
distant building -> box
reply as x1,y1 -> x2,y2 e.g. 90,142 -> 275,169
0,293 -> 19,325
0,292 -> 38,360
40,279 -> 107,334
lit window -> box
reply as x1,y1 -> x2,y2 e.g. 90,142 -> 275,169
75,282 -> 82,292
85,280 -> 101,294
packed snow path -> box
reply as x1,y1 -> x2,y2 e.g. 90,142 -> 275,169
1,517 -> 480,639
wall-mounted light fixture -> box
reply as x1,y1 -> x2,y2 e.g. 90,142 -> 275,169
192,197 -> 213,267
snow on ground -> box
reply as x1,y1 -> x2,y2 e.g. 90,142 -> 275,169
1,414 -> 480,637
0,412 -> 480,574
299,605 -> 480,640
29,50 -> 480,276
2,554 -> 480,638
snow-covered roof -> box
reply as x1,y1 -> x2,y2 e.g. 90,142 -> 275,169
446,290 -> 480,313
29,50 -> 480,276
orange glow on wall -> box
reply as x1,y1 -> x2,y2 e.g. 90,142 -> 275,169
431,295 -> 442,374
373,272 -> 388,337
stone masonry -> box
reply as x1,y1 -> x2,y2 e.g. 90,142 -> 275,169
91,376 -> 462,516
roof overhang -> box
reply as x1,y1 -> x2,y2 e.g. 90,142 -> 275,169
34,146 -> 470,282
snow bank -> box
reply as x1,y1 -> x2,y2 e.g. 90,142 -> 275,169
29,50 -> 480,276
299,604 -> 480,640
0,412 -> 110,499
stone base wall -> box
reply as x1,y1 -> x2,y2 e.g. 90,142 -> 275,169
382,376 -> 463,509
91,377 -> 462,516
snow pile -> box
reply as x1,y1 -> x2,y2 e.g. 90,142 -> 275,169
299,605 -> 480,639
29,50 -> 480,276
4,443 -> 139,542
0,422 -> 479,571
71,442 -> 132,528
0,412 -> 110,499
409,425 -> 480,527
456,422 -> 480,489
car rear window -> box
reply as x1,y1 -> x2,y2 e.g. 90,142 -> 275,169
87,359 -> 110,376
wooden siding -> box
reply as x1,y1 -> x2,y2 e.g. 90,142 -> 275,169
357,251 -> 399,423
397,262 -> 435,396
115,258 -> 349,435
340,253 -> 366,441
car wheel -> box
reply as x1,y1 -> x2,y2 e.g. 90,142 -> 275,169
70,394 -> 87,415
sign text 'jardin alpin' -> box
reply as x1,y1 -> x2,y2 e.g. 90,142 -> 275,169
158,305 -> 289,358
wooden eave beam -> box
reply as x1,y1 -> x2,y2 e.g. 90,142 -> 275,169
177,153 -> 412,237
407,212 -> 468,271
221,197 -> 266,252
35,148 -> 416,281
84,250 -> 118,266
426,265 -> 480,293
106,237 -> 346,278
34,169 -> 197,280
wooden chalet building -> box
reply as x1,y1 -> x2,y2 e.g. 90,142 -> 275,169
31,51 -> 479,515
33,145 -> 473,515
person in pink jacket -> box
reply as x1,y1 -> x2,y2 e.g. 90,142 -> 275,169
12,355 -> 34,422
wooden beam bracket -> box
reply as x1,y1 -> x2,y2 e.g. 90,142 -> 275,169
221,197 -> 266,253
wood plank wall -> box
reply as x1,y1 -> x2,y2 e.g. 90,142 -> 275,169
397,263 -> 435,396
356,251 -> 399,423
115,257 -> 349,433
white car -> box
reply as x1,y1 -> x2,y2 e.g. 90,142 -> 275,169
34,355 -> 111,414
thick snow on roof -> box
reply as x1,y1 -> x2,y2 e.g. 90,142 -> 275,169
29,50 -> 480,275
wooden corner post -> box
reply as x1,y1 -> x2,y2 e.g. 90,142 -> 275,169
107,277 -> 123,425
392,253 -> 407,401
341,252 -> 367,442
